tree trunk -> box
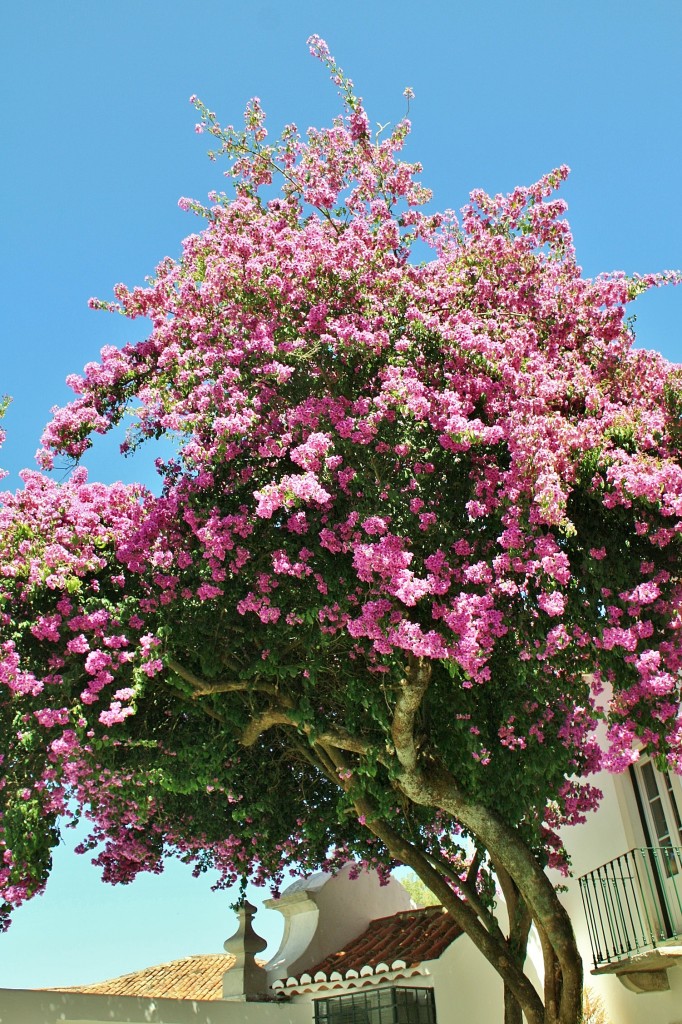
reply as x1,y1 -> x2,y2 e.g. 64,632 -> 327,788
395,765 -> 583,1024
359,812 -> 546,1024
388,658 -> 583,1024
497,866 -> 533,1024
504,984 -> 524,1024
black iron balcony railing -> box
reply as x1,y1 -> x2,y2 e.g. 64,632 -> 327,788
578,846 -> 682,969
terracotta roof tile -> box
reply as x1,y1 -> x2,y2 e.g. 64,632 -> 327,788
46,909 -> 460,999
305,906 -> 461,978
48,953 -> 235,1001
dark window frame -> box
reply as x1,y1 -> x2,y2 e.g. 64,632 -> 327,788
314,986 -> 436,1024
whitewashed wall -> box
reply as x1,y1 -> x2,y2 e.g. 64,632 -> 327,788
0,988 -> 311,1024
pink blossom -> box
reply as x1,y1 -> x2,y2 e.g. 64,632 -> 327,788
538,591 -> 566,617
34,707 -> 70,728
254,472 -> 331,518
99,702 -> 135,726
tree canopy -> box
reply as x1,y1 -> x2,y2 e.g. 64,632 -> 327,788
1,37 -> 681,1024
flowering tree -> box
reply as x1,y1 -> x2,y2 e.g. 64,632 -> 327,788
1,38 -> 681,1024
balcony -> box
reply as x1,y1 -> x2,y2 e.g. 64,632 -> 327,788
578,847 -> 682,992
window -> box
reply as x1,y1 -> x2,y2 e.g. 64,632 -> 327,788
314,987 -> 436,1024
629,758 -> 682,943
633,760 -> 682,878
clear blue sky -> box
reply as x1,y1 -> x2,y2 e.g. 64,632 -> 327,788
1,0 -> 681,990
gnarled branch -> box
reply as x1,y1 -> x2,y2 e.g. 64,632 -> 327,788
167,658 -> 288,702
391,654 -> 432,773
314,729 -> 373,757
240,709 -> 294,746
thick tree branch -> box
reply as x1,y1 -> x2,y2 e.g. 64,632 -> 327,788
313,741 -> 343,780
167,657 -> 286,701
495,863 -> 534,1024
314,729 -> 373,757
167,657 -> 249,695
538,922 -> 562,1024
287,736 -> 347,797
391,654 -> 432,773
169,684 -> 227,724
466,850 -> 482,890
240,709 -> 294,746
495,862 -> 533,964
238,710 -> 375,756
168,660 -> 376,758
321,714 -> 579,1024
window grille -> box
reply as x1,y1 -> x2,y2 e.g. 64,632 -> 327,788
314,986 -> 436,1024
578,846 -> 682,967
